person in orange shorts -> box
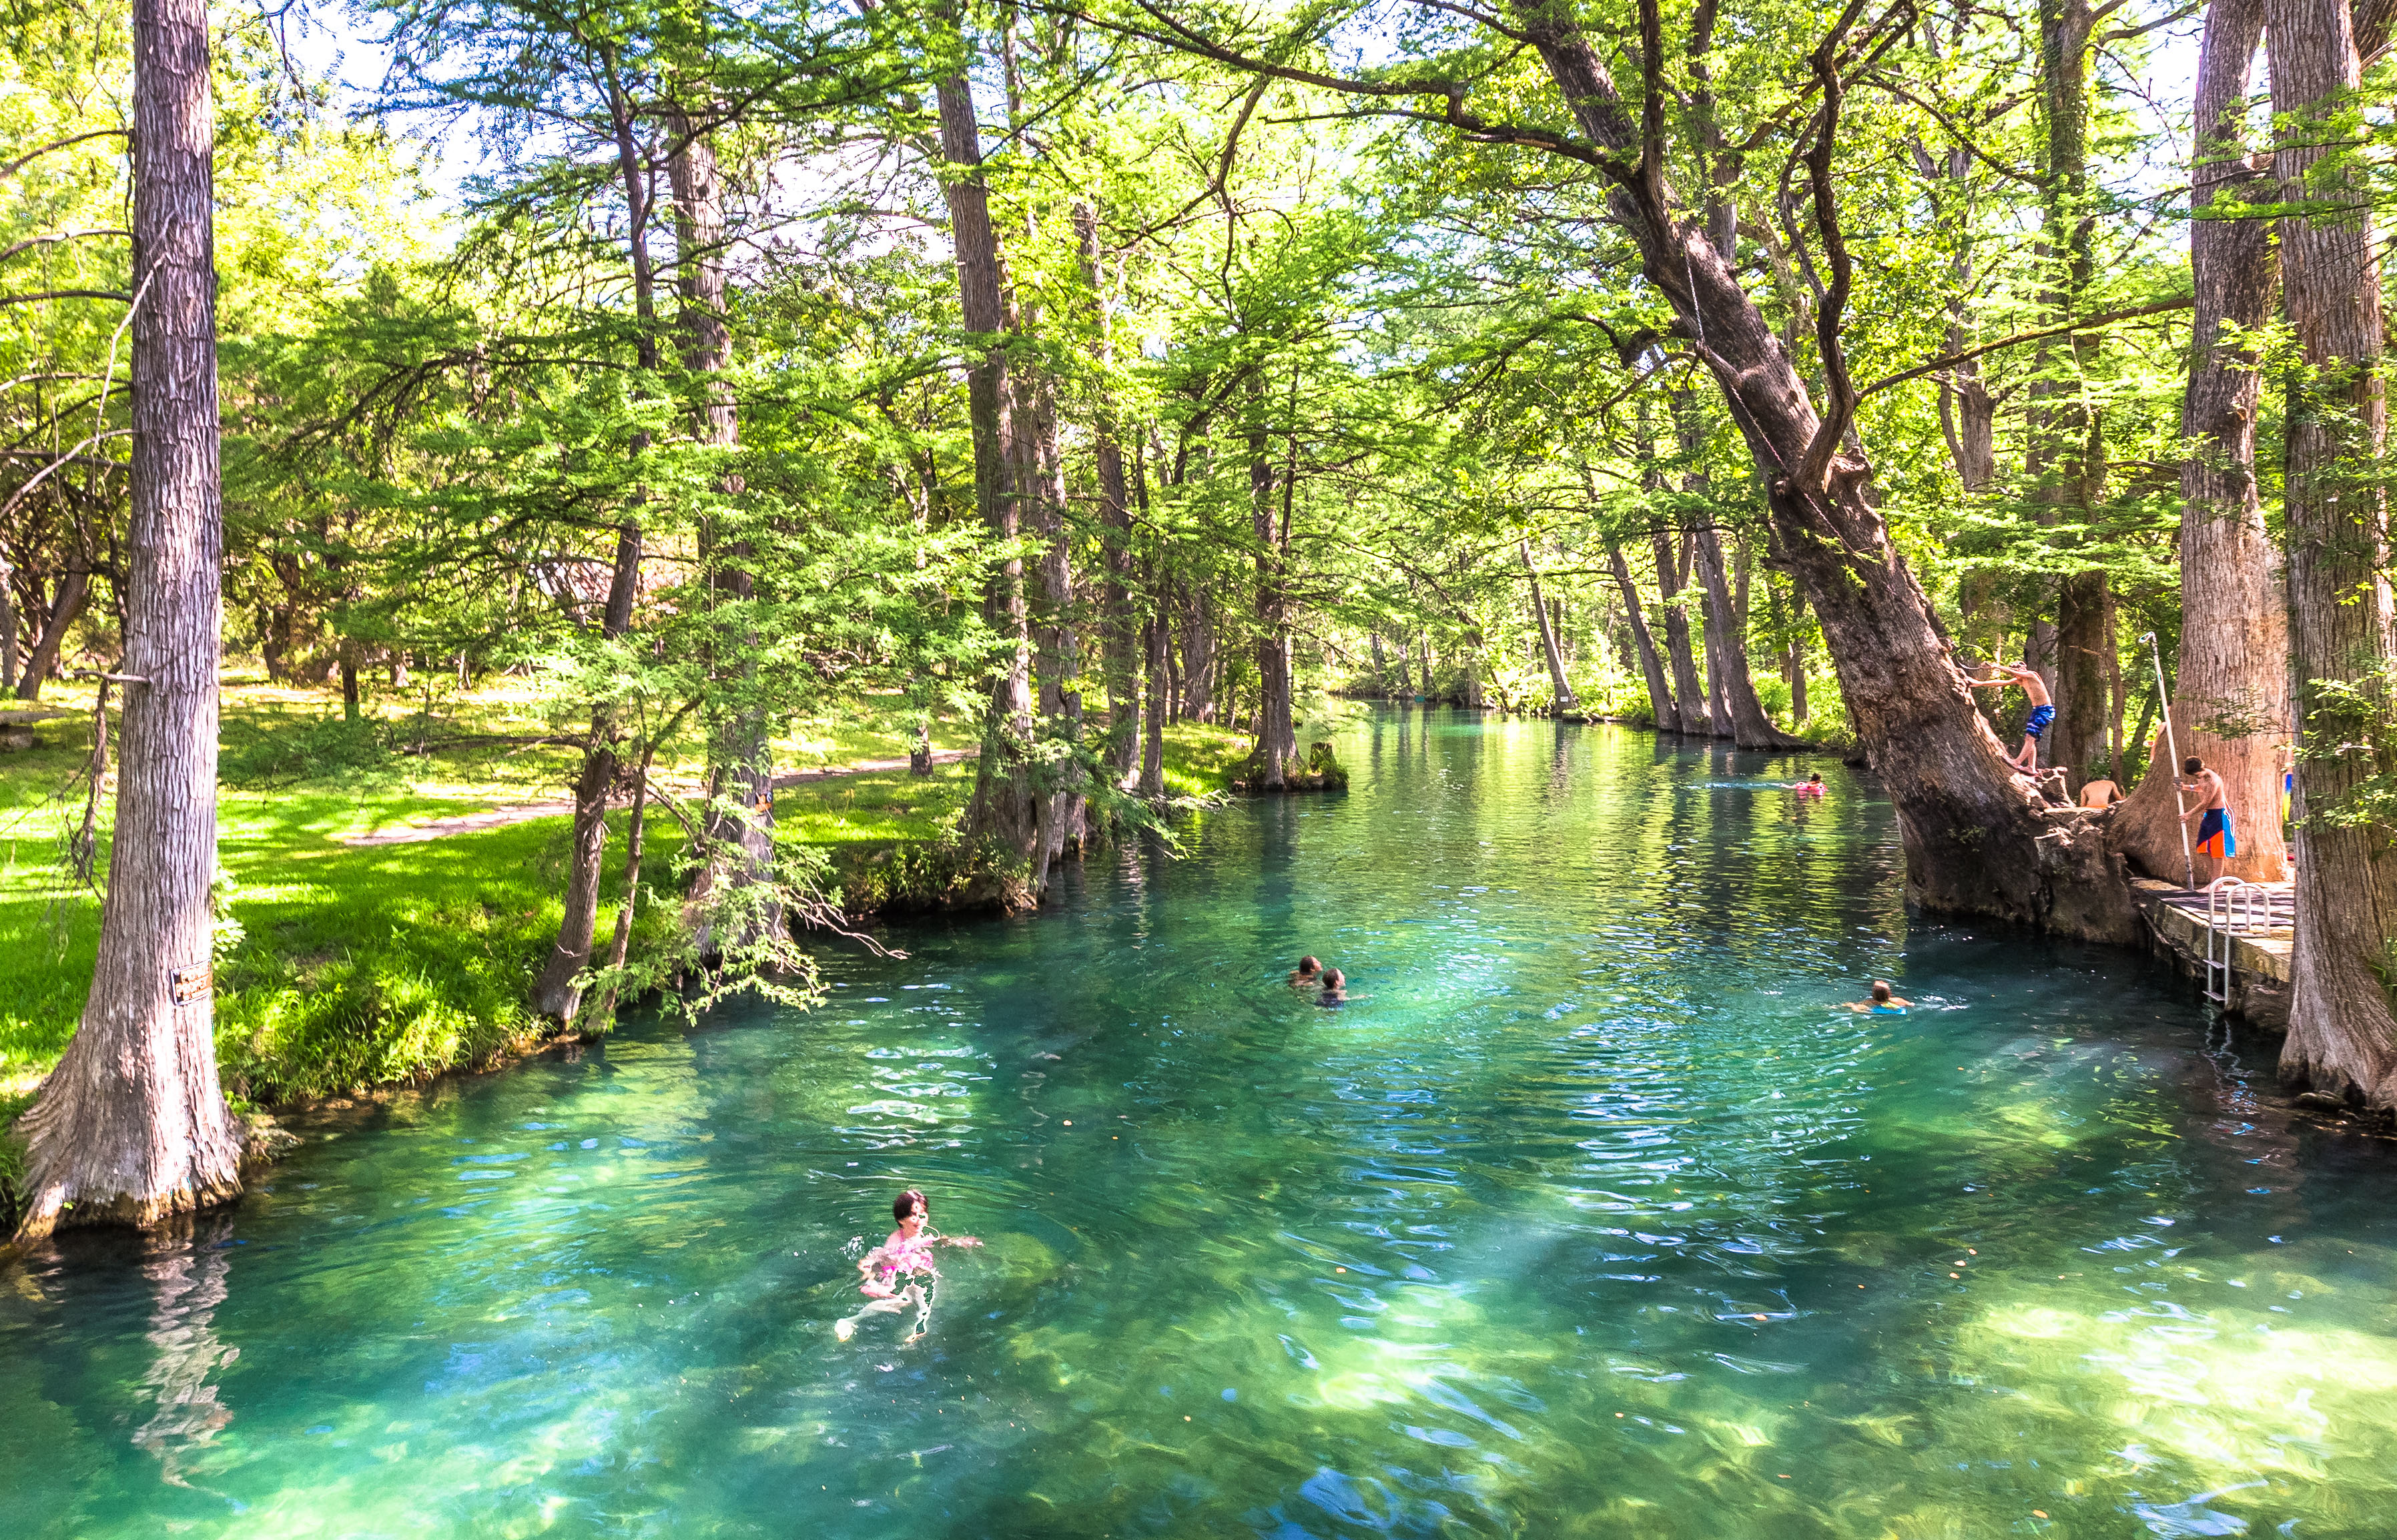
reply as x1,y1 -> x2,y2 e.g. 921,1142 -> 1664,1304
2179,756 -> 2234,887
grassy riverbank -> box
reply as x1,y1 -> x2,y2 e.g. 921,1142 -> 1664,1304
0,681 -> 1261,1202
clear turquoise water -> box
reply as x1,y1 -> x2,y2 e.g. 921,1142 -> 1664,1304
7,710 -> 2397,1539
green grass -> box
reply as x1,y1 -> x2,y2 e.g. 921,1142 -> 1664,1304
0,682 -> 1261,1145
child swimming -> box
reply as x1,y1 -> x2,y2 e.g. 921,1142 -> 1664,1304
1842,980 -> 1911,1014
834,1189 -> 981,1343
1290,955 -> 1323,987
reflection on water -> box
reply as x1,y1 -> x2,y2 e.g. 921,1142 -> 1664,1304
131,1218 -> 240,1488
4,709 -> 2397,1539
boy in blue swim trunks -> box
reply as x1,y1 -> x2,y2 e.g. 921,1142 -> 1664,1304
1965,661 -> 2053,773
2179,756 -> 2235,887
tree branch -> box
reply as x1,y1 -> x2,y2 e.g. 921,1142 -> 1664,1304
0,289 -> 133,307
1855,295 -> 2193,399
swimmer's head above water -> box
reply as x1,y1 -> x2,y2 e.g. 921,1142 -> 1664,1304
1291,955 -> 1322,984
895,1188 -> 928,1234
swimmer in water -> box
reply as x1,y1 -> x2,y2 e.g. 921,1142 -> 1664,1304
1317,967 -> 1367,1007
1794,773 -> 1826,798
1842,980 -> 1911,1014
1290,955 -> 1323,987
834,1189 -> 981,1344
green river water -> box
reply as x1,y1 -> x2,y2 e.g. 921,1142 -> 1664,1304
7,710 -> 2397,1539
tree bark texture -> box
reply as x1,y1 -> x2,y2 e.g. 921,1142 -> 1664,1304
671,111 -> 778,954
1177,588 -> 1216,721
15,0 -> 244,1237
16,561 -> 89,701
2027,0 -> 2112,787
1607,540 -> 1680,730
936,62 -> 1042,887
1250,403 -> 1297,786
1521,539 -> 1578,709
1651,531 -> 1711,735
1075,204 -> 1142,785
1692,526 -> 1795,747
2111,0 -> 2289,882
531,74 -> 658,1018
530,525 -> 643,1020
2272,0 -> 2397,1110
1512,3 -> 2127,935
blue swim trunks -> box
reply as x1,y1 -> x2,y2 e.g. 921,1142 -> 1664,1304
2024,703 -> 2055,739
2197,806 -> 2236,859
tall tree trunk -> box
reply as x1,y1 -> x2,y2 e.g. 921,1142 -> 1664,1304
1521,538 -> 1578,709
2274,0 -> 2397,1110
1249,380 -> 1297,785
1008,211 -> 1085,869
531,72 -> 655,1020
1511,3 -> 2120,931
15,0 -> 243,1236
15,561 -> 89,701
1075,204 -> 1140,786
1418,631 -> 1435,699
1138,574 -> 1168,798
936,56 -> 1041,888
1608,540 -> 1679,729
0,559 -> 15,691
1652,531 -> 1711,735
2111,0 -> 2289,882
1692,526 -> 1796,747
671,109 -> 777,953
1177,584 -> 1214,722
2031,0 -> 2111,789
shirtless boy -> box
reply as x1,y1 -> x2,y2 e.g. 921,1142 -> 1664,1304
1965,661 -> 2053,773
2179,756 -> 2234,887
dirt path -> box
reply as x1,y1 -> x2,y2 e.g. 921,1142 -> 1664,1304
340,747 -> 979,847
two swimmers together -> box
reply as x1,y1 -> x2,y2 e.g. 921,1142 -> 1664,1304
1289,955 -> 1359,1006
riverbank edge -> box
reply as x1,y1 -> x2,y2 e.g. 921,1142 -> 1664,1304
0,730 -> 1257,1234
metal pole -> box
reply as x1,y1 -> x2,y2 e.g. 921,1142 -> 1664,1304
2142,632 -> 2195,889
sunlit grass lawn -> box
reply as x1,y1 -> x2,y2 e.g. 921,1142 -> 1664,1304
1,679 -> 1256,1138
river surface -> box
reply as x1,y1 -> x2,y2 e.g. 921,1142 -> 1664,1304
7,710 -> 2397,1539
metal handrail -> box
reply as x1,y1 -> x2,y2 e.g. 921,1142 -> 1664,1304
2203,879 -> 2273,1004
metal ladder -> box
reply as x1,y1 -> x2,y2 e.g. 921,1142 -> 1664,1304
2203,881 -> 2272,1004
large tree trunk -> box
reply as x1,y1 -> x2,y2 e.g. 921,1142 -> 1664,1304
2273,0 -> 2397,1110
1178,587 -> 1216,722
1138,586 -> 1168,797
531,80 -> 657,1019
670,109 -> 778,953
1009,247 -> 1085,872
1692,526 -> 1797,748
1075,204 -> 1141,786
531,528 -> 643,1019
1651,531 -> 1712,736
1513,5 -> 2123,934
1250,386 -> 1298,786
1606,540 -> 1680,730
1521,538 -> 1578,709
15,560 -> 89,701
936,59 -> 1042,887
15,0 -> 244,1236
2111,0 -> 2289,883
2029,0 -> 2111,789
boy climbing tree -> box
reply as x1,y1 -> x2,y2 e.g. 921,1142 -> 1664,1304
1965,662 -> 2055,775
